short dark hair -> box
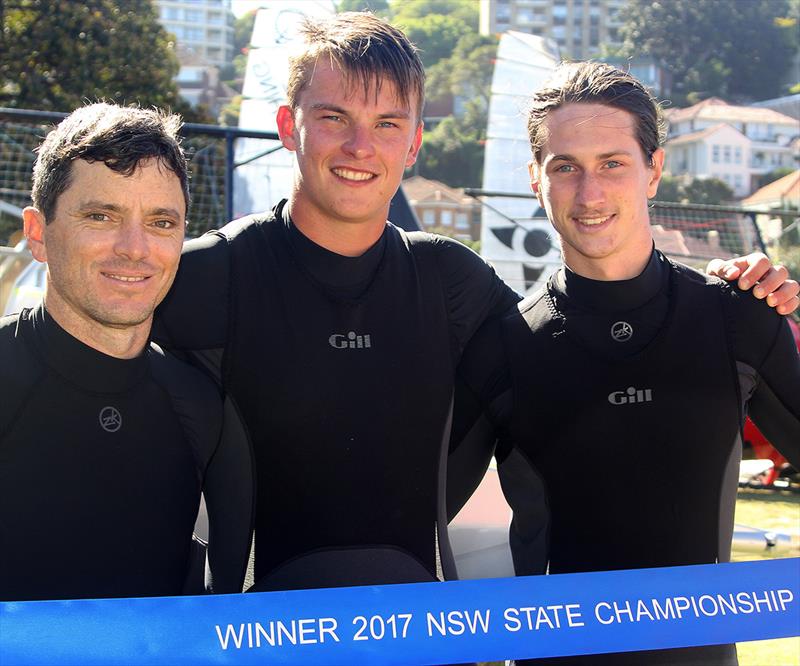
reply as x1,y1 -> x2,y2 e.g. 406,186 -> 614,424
286,12 -> 425,122
527,61 -> 666,164
32,103 -> 189,222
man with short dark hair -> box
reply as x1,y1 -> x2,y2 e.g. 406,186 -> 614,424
455,62 -> 800,665
0,104 -> 252,601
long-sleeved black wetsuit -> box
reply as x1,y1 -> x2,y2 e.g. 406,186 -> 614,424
154,200 -> 519,591
0,305 -> 254,601
455,250 -> 800,666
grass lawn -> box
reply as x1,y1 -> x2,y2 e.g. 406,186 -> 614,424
733,489 -> 800,666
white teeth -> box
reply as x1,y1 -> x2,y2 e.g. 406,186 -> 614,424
333,168 -> 374,181
576,216 -> 611,226
107,274 -> 146,282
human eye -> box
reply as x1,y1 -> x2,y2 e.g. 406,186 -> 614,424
604,160 -> 623,169
377,120 -> 399,129
86,212 -> 110,222
553,163 -> 576,173
151,218 -> 178,230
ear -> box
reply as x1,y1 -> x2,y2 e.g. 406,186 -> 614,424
528,161 -> 544,206
646,148 -> 665,199
23,207 -> 47,263
276,105 -> 298,151
405,123 -> 424,168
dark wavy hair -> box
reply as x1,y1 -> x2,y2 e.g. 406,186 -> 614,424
32,103 -> 189,221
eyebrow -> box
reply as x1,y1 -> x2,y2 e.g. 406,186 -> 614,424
75,201 -> 183,218
309,103 -> 411,120
550,150 -> 635,162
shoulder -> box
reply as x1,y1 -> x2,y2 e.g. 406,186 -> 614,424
0,310 -> 43,430
147,344 -> 222,413
668,259 -> 784,362
146,344 -> 224,466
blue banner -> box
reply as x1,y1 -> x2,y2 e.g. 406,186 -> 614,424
2,559 -> 798,665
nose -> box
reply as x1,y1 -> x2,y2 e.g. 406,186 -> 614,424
575,171 -> 605,209
114,220 -> 149,261
342,124 -> 375,160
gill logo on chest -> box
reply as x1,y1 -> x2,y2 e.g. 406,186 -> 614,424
607,386 -> 653,405
329,331 -> 372,349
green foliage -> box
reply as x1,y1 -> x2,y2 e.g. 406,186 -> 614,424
234,9 -> 257,53
754,167 -> 796,191
218,94 -> 242,127
0,0 -> 186,113
426,33 -> 497,107
417,98 -> 486,189
654,176 -> 735,205
337,0 -> 390,15
617,0 -> 796,104
397,13 -> 468,68
390,0 -> 478,29
682,178 -> 735,205
653,175 -> 683,203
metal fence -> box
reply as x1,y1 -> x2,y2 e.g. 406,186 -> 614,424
0,107 -> 280,243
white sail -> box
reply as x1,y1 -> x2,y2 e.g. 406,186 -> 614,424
480,31 -> 559,295
234,1 -> 336,218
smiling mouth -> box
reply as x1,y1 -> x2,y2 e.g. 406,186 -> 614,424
103,273 -> 149,283
332,167 -> 376,182
575,214 -> 613,227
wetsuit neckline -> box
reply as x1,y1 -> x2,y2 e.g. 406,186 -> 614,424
279,199 -> 387,300
553,248 -> 666,313
28,304 -> 148,393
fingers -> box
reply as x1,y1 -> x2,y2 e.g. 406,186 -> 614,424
765,279 -> 799,315
706,258 -> 743,281
734,253 -> 773,290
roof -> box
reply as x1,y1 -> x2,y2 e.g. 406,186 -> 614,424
741,170 -> 800,206
665,98 -> 797,127
402,175 -> 476,206
665,123 -> 745,147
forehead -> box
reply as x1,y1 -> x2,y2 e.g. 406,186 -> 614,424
540,103 -> 639,155
60,159 -> 185,211
298,59 -> 416,115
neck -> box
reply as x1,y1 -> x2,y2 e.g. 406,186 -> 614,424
287,197 -> 387,258
564,240 -> 653,281
43,295 -> 150,360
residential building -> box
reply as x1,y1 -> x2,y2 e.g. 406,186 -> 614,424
174,45 -> 237,116
155,0 -> 235,68
752,94 -> 800,122
479,0 -> 625,60
402,176 -> 482,242
664,98 -> 799,198
740,170 -> 800,245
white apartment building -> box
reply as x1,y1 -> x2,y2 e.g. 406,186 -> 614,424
664,98 -> 799,198
479,0 -> 625,59
155,0 -> 235,68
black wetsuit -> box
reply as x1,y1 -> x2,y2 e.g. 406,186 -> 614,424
0,305 -> 254,601
154,200 -> 518,591
456,250 -> 800,665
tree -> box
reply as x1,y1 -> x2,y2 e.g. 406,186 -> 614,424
417,98 -> 486,189
682,178 -> 735,206
337,0 -> 390,15
653,175 -> 683,203
390,0 -> 478,29
0,0 -> 187,114
617,0 -> 797,104
395,13 -> 469,68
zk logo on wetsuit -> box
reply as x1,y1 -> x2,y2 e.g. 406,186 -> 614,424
99,406 -> 122,433
610,321 -> 634,342
328,332 -> 372,349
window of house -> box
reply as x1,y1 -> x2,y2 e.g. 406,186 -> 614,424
185,9 -> 203,23
712,145 -> 720,163
723,146 -> 731,163
440,210 -> 453,227
455,213 -> 470,230
734,147 -> 742,164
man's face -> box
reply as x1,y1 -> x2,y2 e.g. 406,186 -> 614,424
24,158 -> 185,336
530,103 -> 664,280
277,60 -> 422,229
